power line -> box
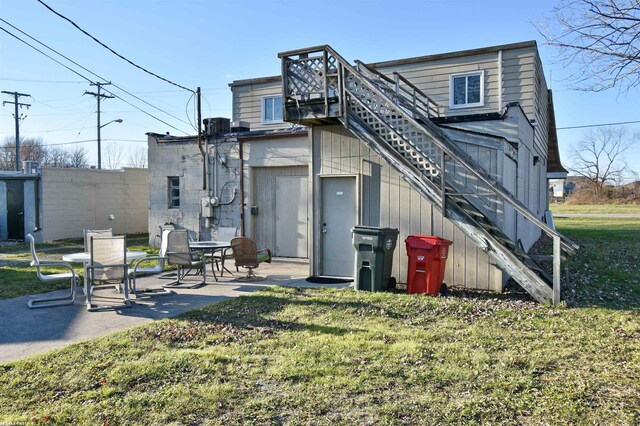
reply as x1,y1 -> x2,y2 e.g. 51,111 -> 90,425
0,19 -> 192,134
0,25 -> 93,83
0,78 -> 86,84
36,0 -> 194,93
557,120 -> 640,130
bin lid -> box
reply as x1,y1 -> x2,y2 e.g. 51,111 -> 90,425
405,235 -> 453,249
352,226 -> 399,235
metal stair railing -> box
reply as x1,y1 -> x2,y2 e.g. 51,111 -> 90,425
280,45 -> 578,304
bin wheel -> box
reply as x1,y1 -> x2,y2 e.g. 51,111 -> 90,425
440,283 -> 448,296
388,277 -> 396,289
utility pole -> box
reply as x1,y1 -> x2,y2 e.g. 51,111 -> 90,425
2,91 -> 31,171
84,82 -> 114,169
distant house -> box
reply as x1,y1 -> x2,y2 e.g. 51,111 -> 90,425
147,40 -> 574,304
0,164 -> 148,242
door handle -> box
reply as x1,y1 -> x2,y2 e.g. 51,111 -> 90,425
18,211 -> 24,216
322,223 -> 327,234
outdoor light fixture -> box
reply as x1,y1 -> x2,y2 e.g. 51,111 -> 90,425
97,118 -> 123,169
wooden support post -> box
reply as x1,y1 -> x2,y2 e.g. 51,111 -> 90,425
323,49 -> 329,117
281,57 -> 288,121
339,63 -> 346,123
553,235 -> 561,305
440,152 -> 446,214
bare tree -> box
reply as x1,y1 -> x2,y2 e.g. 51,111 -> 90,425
68,146 -> 89,168
103,142 -> 124,169
539,0 -> 640,92
569,126 -> 638,196
0,137 -> 91,170
44,147 -> 71,168
127,146 -> 147,168
0,137 -> 47,170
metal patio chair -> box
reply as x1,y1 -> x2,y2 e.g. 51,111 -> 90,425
83,228 -> 112,252
163,230 -> 207,288
129,228 -> 174,297
86,235 -> 132,311
230,237 -> 272,280
26,233 -> 79,309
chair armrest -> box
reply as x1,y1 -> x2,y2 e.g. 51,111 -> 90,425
257,248 -> 272,263
87,263 -> 131,270
167,250 -> 205,261
132,255 -> 168,270
31,260 -> 78,276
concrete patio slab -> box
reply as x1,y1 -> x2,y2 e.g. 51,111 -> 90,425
0,258 -> 351,364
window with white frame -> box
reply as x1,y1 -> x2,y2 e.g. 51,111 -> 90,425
262,95 -> 283,123
450,71 -> 484,109
168,177 -> 180,209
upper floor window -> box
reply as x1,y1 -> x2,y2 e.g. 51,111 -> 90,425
450,71 -> 484,109
168,177 -> 180,209
262,95 -> 283,124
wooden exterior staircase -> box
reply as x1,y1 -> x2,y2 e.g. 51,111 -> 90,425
278,45 -> 578,305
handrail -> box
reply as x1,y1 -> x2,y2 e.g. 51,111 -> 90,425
281,45 -> 578,251
393,72 -> 440,117
355,60 -> 438,119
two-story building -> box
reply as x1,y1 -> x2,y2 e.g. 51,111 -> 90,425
147,40 -> 572,304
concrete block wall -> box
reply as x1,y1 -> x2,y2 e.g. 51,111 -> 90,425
40,167 -> 148,241
147,134 -> 242,246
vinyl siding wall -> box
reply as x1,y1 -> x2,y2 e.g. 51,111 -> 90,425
231,79 -> 295,132
312,124 -> 503,291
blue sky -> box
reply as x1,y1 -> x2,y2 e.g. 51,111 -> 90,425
0,0 -> 638,173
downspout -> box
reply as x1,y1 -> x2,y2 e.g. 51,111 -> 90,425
197,87 -> 206,190
239,138 -> 245,236
498,50 -> 503,111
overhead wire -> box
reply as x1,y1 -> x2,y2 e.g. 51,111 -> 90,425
36,0 -> 194,93
0,18 -> 192,135
557,119 -> 640,130
0,26 -> 92,83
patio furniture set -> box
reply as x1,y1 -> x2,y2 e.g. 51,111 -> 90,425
25,227 -> 272,311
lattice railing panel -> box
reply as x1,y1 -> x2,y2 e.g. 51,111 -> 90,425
344,75 -> 442,178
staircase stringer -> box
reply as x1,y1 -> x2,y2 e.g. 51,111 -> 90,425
344,113 -> 554,304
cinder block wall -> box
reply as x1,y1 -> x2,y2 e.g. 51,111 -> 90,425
40,167 -> 148,241
147,135 -> 241,246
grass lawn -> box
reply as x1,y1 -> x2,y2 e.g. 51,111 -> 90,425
1,223 -> 638,424
0,235 -> 155,300
550,203 -> 640,214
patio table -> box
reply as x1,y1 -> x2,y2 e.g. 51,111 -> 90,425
63,251 -> 147,300
188,241 -> 231,281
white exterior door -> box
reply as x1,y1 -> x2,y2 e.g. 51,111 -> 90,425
275,176 -> 308,257
320,176 -> 358,277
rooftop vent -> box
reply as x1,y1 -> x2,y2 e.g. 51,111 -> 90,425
203,117 -> 230,137
23,161 -> 40,175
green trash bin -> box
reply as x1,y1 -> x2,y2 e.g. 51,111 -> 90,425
352,226 -> 399,292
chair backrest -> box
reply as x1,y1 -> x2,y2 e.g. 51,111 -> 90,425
90,235 -> 126,281
159,228 -> 172,257
230,237 -> 259,268
167,230 -> 191,266
26,233 -> 48,280
215,227 -> 238,242
26,233 -> 40,264
84,228 -> 112,252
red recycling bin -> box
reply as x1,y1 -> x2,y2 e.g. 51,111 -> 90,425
405,235 -> 453,295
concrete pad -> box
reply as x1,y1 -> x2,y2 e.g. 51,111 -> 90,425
0,258 -> 350,364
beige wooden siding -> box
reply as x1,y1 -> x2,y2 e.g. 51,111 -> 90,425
231,80 -> 294,132
312,125 -> 502,291
250,166 -> 308,254
375,52 -> 500,116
